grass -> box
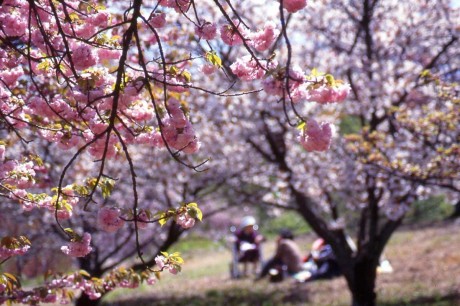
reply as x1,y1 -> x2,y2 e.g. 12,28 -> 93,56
102,220 -> 460,306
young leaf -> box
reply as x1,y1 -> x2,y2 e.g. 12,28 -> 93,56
296,121 -> 306,130
325,74 -> 336,86
205,51 -> 222,68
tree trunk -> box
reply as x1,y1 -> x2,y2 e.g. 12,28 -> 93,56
449,200 -> 460,219
75,293 -> 102,306
347,258 -> 378,306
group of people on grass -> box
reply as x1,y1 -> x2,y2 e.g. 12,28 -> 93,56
232,216 -> 342,282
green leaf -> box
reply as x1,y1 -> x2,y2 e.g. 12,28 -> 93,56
86,177 -> 98,189
182,71 -> 192,83
311,68 -> 320,77
64,228 -> 76,240
29,154 -> 44,167
66,290 -> 75,300
100,178 -> 115,199
169,66 -> 179,75
296,121 -> 306,130
171,256 -> 184,265
73,184 -> 89,196
325,74 -> 336,86
3,273 -> 17,284
68,12 -> 79,23
154,212 -> 168,226
205,51 -> 222,68
79,270 -> 91,278
37,60 -> 51,72
18,236 -> 31,246
1,237 -> 14,248
420,69 -> 431,78
95,4 -> 106,11
186,203 -> 203,221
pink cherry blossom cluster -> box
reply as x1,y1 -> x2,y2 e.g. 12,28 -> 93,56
166,74 -> 191,93
72,44 -> 98,71
282,0 -> 308,13
16,184 -> 78,220
263,67 -> 307,102
195,21 -> 218,40
0,1 -> 28,38
298,119 -> 333,152
48,273 -> 103,300
230,56 -> 277,81
221,21 -> 279,50
0,1 -> 189,164
98,207 -> 125,233
197,20 -> 277,50
158,0 -> 191,13
175,211 -> 195,229
135,210 -> 150,229
155,255 -> 179,275
0,146 -> 65,214
0,287 -> 59,304
0,241 -> 30,261
306,82 -> 351,104
149,13 -> 166,28
201,63 -> 218,75
217,51 -> 349,154
60,233 -> 93,258
33,269 -> 150,303
96,203 -> 201,232
262,68 -> 351,105
247,22 -> 279,52
0,159 -> 36,190
161,98 -> 201,154
221,21 -> 245,46
0,265 -> 163,304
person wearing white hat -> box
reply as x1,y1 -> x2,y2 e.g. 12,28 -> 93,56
234,216 -> 264,276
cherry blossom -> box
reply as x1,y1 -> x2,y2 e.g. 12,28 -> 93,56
149,13 -> 166,28
221,21 -> 246,46
306,83 -> 351,104
282,0 -> 308,13
201,64 -> 218,75
195,22 -> 218,40
175,212 -> 196,229
298,119 -> 333,152
248,22 -> 279,52
154,255 -> 167,270
230,56 -> 273,81
135,210 -> 150,229
71,44 -> 98,71
61,233 -> 93,258
0,239 -> 30,261
98,207 -> 125,233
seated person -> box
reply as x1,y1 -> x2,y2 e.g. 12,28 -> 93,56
258,229 -> 304,281
234,216 -> 264,276
298,238 -> 341,282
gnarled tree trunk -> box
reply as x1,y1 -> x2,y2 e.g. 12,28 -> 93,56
75,293 -> 101,306
345,257 -> 378,306
449,200 -> 460,219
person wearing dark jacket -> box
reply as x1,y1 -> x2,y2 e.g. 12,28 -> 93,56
303,238 -> 341,281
